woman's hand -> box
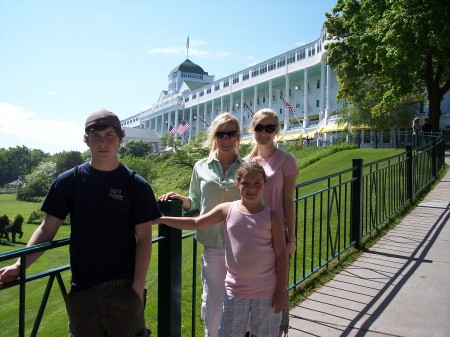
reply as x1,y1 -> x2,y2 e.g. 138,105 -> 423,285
159,192 -> 190,210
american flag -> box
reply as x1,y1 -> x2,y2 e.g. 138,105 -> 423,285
177,121 -> 190,136
168,124 -> 176,136
186,36 -> 189,49
243,101 -> 254,118
278,90 -> 296,114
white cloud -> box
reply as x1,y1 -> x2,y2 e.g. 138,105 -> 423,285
0,102 -> 86,154
148,39 -> 231,59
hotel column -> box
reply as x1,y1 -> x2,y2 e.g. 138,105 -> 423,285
220,96 -> 224,113
175,109 -> 179,131
240,91 -> 244,134
320,59 -> 326,120
303,68 -> 309,128
204,102 -> 208,130
284,74 -> 289,132
253,85 -> 258,116
211,100 -> 215,125
269,80 -> 273,109
196,105 -> 200,134
188,107 -> 193,140
325,64 -> 331,120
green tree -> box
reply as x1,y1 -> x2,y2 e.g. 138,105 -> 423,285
119,140 -> 154,157
0,146 -> 49,186
17,161 -> 57,201
325,0 -> 450,131
51,150 -> 84,174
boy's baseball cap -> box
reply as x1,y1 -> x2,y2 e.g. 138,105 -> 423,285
85,108 -> 122,132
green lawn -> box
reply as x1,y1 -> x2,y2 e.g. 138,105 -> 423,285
0,146 -> 404,336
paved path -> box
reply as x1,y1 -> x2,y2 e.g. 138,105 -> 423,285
288,154 -> 450,337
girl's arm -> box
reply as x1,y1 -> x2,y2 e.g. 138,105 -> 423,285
270,209 -> 289,313
284,173 -> 298,258
155,203 -> 229,230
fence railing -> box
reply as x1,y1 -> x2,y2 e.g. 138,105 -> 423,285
0,132 -> 446,337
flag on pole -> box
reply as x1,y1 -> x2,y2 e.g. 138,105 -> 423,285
277,90 -> 296,114
168,124 -> 176,136
177,121 -> 190,136
186,35 -> 189,49
198,115 -> 210,127
243,101 -> 254,118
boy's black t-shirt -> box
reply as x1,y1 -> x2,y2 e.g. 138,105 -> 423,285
41,162 -> 161,290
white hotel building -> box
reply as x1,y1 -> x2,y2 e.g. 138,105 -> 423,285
121,27 -> 450,148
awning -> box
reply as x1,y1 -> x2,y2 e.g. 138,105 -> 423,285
320,123 -> 348,134
282,133 -> 303,141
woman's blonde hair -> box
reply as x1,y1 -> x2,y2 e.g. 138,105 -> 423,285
205,112 -> 241,158
246,108 -> 280,160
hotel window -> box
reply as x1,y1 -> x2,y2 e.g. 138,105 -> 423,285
207,88 -> 211,94
312,48 -> 315,55
268,60 -> 276,71
260,64 -> 267,74
277,58 -> 285,68
232,75 -> 239,84
308,48 -> 312,57
243,72 -> 249,81
316,99 -> 320,108
223,80 -> 229,88
199,91 -> 204,97
317,79 -> 320,89
185,97 -> 189,102
192,94 -> 196,99
215,84 -> 220,91
252,67 -> 259,77
287,53 -> 295,64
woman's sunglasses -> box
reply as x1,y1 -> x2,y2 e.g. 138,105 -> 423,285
215,130 -> 239,139
254,124 -> 277,133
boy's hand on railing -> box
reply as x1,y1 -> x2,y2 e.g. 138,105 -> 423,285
0,263 -> 20,286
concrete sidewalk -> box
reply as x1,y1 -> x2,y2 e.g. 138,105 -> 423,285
288,154 -> 450,337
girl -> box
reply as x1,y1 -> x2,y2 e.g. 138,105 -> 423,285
155,162 -> 288,337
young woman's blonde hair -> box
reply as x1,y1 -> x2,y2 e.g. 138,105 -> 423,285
246,108 -> 280,160
205,112 -> 241,159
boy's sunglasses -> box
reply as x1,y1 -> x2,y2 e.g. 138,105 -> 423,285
215,130 -> 239,139
254,124 -> 277,133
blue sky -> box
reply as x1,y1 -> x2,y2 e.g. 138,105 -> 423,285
0,0 -> 337,154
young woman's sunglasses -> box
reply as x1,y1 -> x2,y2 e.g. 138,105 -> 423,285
254,124 -> 277,133
215,130 -> 239,139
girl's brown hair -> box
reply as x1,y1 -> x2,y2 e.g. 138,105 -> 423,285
235,161 -> 267,184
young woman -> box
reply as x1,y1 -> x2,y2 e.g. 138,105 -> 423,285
245,108 -> 298,337
155,162 -> 288,337
159,112 -> 243,337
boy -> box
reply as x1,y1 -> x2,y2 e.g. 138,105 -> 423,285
0,109 -> 161,337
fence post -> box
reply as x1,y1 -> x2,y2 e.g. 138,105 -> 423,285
432,139 -> 437,178
351,158 -> 363,249
406,145 -> 413,202
157,199 -> 182,337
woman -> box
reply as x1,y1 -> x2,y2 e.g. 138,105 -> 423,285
159,112 -> 243,337
245,108 -> 298,337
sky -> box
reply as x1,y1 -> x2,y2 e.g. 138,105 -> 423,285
0,0 -> 337,154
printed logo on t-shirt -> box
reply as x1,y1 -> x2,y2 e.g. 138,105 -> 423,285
109,188 -> 123,201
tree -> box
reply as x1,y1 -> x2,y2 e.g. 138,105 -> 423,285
325,0 -> 450,131
0,146 -> 49,186
51,150 -> 84,174
119,140 -> 154,157
17,161 -> 57,201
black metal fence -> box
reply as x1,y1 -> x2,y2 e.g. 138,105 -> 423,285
0,132 -> 446,337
